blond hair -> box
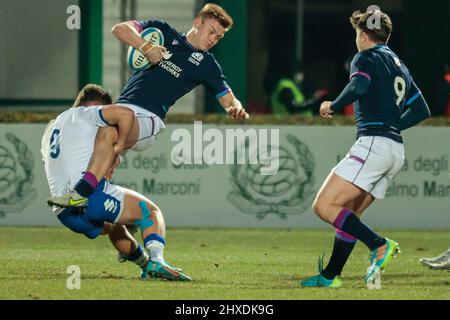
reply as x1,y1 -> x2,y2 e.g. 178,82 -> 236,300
196,3 -> 233,31
73,84 -> 112,107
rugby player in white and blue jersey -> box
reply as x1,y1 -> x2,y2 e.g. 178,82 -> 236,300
48,3 -> 248,208
301,9 -> 430,288
42,84 -> 191,281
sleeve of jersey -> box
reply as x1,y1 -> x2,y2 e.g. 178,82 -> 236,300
202,57 -> 232,99
349,53 -> 374,82
82,107 -> 111,127
404,81 -> 423,107
330,75 -> 370,111
399,82 -> 430,131
134,19 -> 168,33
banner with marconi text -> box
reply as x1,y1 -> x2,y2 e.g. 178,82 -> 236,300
0,123 -> 448,229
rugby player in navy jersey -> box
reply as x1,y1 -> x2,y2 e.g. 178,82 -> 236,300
47,4 -> 248,279
301,9 -> 430,288
48,3 -> 248,206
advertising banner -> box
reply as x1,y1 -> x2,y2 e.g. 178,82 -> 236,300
0,123 -> 448,229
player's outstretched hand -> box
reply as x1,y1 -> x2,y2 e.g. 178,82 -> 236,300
319,101 -> 334,118
228,106 -> 250,120
144,45 -> 167,65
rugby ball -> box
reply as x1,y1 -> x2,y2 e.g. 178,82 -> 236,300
127,27 -> 164,71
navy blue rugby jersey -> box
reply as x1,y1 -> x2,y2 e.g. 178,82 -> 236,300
117,20 -> 232,120
350,44 -> 422,143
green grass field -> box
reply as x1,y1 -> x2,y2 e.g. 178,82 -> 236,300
0,227 -> 449,300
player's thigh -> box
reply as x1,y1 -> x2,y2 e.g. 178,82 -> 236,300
314,172 -> 366,210
370,141 -> 404,199
129,115 -> 165,152
119,187 -> 162,224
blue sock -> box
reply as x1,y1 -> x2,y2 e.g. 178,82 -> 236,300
333,208 -> 385,251
144,233 -> 166,247
321,230 -> 357,280
126,244 -> 148,269
74,172 -> 97,197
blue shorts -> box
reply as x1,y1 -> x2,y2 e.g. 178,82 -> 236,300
85,180 -> 124,223
56,180 -> 125,239
57,207 -> 103,239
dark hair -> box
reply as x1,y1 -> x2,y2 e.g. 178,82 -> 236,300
196,3 -> 233,31
350,10 -> 392,43
73,84 -> 112,107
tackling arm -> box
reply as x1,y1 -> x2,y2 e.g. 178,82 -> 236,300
100,105 -> 136,154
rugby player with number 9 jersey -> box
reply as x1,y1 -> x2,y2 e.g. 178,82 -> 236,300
302,8 -> 430,289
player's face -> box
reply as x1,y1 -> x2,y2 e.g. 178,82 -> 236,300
193,17 -> 226,51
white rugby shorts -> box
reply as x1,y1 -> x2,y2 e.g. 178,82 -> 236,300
332,136 -> 405,199
116,103 -> 166,152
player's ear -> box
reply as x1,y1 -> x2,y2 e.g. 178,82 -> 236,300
361,31 -> 369,42
193,17 -> 201,28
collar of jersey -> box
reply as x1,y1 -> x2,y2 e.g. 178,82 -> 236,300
180,33 -> 208,53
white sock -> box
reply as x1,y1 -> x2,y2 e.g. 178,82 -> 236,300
145,240 -> 165,263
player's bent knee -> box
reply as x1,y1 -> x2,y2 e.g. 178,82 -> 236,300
312,198 -> 333,222
134,201 -> 154,230
152,208 -> 164,222
312,197 -> 324,216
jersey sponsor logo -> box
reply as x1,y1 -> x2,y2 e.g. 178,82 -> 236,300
158,60 -> 182,78
188,52 -> 204,66
103,199 -> 117,213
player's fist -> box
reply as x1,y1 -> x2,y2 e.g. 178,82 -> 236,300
113,141 -> 126,154
319,101 -> 334,118
144,45 -> 166,65
228,106 -> 249,120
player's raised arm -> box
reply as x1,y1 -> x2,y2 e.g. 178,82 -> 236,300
112,20 -> 166,65
112,20 -> 147,48
218,92 -> 249,120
